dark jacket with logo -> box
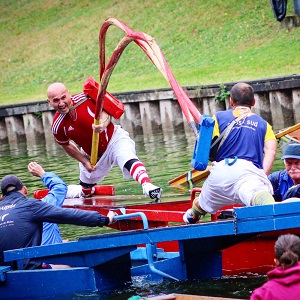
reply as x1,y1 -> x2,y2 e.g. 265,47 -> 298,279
0,192 -> 109,269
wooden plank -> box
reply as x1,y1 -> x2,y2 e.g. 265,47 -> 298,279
168,167 -> 211,188
276,123 -> 300,139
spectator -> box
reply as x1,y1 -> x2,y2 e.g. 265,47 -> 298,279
0,173 -> 115,269
183,82 -> 277,224
27,161 -> 67,245
250,234 -> 300,299
269,143 -> 300,201
47,80 -> 162,202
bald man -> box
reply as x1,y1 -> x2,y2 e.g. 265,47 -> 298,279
47,82 -> 162,202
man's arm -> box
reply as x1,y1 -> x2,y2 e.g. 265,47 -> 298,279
61,142 -> 95,172
268,170 -> 281,191
28,162 -> 67,207
283,184 -> 300,200
92,110 -> 110,133
41,172 -> 67,207
268,170 -> 286,201
31,199 -> 115,226
263,139 -> 277,175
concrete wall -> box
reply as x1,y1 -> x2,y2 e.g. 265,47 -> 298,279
0,75 -> 299,145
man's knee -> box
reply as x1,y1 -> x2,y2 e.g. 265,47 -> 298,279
253,191 -> 275,205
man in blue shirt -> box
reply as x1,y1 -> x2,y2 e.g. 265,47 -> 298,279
183,82 -> 277,224
28,161 -> 67,245
0,170 -> 115,269
269,143 -> 300,201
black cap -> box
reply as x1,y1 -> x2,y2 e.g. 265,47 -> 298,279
0,175 -> 24,196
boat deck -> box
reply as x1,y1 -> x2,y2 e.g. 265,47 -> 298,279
1,201 -> 300,299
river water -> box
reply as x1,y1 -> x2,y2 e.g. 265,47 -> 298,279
0,129 -> 198,197
0,129 -> 286,300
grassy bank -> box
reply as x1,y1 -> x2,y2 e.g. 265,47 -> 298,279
1,0 -> 299,105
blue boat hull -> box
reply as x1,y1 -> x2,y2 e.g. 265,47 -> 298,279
2,201 -> 300,299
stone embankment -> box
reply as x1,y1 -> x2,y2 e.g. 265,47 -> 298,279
0,75 -> 299,145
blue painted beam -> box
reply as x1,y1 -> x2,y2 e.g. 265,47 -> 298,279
4,202 -> 300,265
0,266 -> 10,282
234,202 -> 300,234
4,221 -> 236,264
234,201 -> 300,219
2,202 -> 300,299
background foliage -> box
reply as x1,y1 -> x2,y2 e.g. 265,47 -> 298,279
1,0 -> 299,105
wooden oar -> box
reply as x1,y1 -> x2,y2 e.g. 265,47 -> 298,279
168,166 -> 211,190
275,122 -> 300,139
168,123 -> 300,189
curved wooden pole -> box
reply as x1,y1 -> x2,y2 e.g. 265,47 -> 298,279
100,18 -> 200,132
91,18 -> 203,165
90,35 -> 134,166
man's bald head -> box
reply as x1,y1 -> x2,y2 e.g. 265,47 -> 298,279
47,83 -> 72,114
47,83 -> 68,98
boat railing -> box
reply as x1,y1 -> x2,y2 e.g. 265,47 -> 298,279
114,210 -> 149,229
114,211 -> 179,280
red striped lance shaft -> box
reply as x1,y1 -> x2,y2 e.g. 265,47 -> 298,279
98,17 -> 201,136
92,18 -> 202,165
91,35 -> 134,166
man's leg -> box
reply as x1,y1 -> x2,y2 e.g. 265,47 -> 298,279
253,191 -> 275,205
80,181 -> 97,197
124,158 -> 163,202
183,198 -> 207,224
237,180 -> 275,206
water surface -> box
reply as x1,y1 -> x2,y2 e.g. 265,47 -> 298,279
0,130 -> 287,299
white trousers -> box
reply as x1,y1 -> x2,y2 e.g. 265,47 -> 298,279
198,159 -> 273,214
79,125 -> 138,184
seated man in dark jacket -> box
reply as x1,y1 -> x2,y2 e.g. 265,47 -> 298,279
269,143 -> 300,201
0,173 -> 115,270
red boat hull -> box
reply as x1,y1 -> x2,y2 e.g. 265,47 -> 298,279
34,186 -> 300,275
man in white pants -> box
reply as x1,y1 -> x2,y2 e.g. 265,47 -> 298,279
183,82 -> 277,224
47,81 -> 162,202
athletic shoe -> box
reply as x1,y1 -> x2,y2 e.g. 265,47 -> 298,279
81,186 -> 95,198
183,209 -> 200,224
142,182 -> 163,202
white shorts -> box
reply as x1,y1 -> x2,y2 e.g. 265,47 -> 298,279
79,125 -> 138,184
198,158 -> 273,214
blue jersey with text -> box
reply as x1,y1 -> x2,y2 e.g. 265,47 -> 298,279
214,109 -> 268,169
